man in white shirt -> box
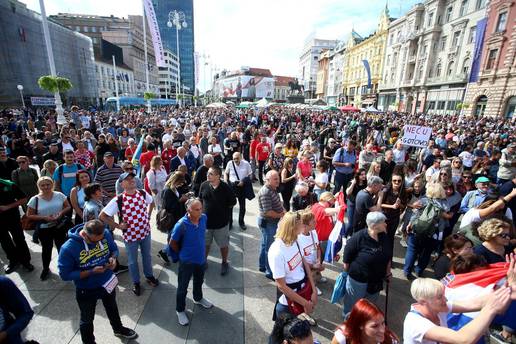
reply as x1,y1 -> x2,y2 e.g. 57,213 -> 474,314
225,152 -> 252,230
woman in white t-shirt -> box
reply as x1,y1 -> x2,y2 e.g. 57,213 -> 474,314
146,156 -> 168,211
268,211 -> 317,322
297,209 -> 324,296
332,298 -> 398,344
403,277 -> 513,344
313,160 -> 329,200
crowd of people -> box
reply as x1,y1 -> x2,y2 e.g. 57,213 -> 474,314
0,104 -> 516,344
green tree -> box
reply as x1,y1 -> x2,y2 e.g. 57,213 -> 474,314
144,92 -> 157,101
38,75 -> 73,93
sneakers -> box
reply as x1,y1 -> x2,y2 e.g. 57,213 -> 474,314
176,311 -> 189,326
4,262 -> 19,274
114,327 -> 138,339
146,276 -> 159,287
194,298 -> 213,309
220,262 -> 229,276
319,277 -> 328,283
316,287 -> 322,296
239,223 -> 247,230
132,283 -> 141,296
40,268 -> 50,281
157,250 -> 170,264
298,312 -> 317,326
400,239 -> 408,248
114,263 -> 129,275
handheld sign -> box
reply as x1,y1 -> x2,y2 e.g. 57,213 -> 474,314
401,125 -> 432,148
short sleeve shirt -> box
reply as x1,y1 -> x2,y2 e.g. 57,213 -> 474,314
403,302 -> 452,344
27,192 -> 67,228
296,230 -> 319,265
102,190 -> 153,242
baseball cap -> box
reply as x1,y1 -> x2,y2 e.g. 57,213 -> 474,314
508,143 -> 516,148
475,176 -> 490,184
103,151 -> 114,158
119,172 -> 136,181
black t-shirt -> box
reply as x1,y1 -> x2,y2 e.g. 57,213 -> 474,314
199,181 -> 236,229
379,160 -> 395,183
225,139 -> 241,155
433,255 -> 451,280
0,182 -> 26,219
0,159 -> 18,181
346,180 -> 367,203
499,180 -> 516,221
473,244 -> 510,264
352,189 -> 374,233
343,229 -> 392,283
193,165 -> 209,195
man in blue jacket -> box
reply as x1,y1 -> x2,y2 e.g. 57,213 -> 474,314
0,276 -> 34,344
58,220 -> 137,344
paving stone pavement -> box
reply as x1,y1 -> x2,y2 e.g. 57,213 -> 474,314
1,184 -> 414,344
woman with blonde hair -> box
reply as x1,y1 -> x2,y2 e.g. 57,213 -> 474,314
451,157 -> 463,183
473,218 -> 514,264
268,211 -> 317,323
26,176 -> 71,280
40,159 -> 58,178
367,161 -> 381,180
146,155 -> 168,210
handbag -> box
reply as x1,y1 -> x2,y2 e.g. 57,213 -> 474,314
55,214 -> 72,231
286,242 -> 314,316
331,271 -> 348,304
21,197 -> 39,231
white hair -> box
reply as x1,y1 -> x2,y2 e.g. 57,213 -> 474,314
410,278 -> 444,302
365,212 -> 386,227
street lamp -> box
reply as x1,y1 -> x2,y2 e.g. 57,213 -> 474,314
167,10 -> 187,107
17,85 -> 25,108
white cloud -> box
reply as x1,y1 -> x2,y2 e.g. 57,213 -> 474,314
19,0 -> 421,91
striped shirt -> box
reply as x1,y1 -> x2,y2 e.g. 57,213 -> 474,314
94,164 -> 123,196
258,184 -> 283,218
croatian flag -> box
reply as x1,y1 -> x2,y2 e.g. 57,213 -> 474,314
131,136 -> 145,177
324,192 -> 347,263
443,263 -> 516,339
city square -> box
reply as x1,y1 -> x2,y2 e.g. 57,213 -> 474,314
0,0 -> 516,344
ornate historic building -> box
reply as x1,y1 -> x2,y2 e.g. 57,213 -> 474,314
378,0 -> 487,114
463,0 -> 516,117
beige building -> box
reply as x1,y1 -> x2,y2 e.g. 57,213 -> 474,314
273,76 -> 296,102
315,50 -> 331,99
341,6 -> 391,108
463,0 -> 516,118
378,0 -> 487,114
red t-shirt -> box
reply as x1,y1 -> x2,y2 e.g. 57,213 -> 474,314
250,138 -> 260,159
140,151 -> 156,174
256,142 -> 271,161
161,147 -> 177,174
312,202 -> 333,242
297,160 -> 312,179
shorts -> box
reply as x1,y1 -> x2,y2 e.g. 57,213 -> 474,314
205,224 -> 230,248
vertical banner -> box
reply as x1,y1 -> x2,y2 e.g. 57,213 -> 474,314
469,17 -> 487,83
195,52 -> 200,88
362,60 -> 372,89
143,0 -> 166,67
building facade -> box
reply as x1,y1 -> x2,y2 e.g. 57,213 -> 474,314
273,76 -> 296,102
315,50 -> 331,100
342,7 -> 391,108
463,0 -> 516,117
378,0 -> 488,114
298,36 -> 339,99
152,0 -> 195,95
95,60 -> 134,101
158,49 -> 180,99
324,42 -> 346,106
0,0 -> 97,106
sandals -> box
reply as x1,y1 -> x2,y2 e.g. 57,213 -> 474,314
298,312 -> 317,327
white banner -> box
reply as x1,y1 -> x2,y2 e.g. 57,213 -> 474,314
401,125 -> 432,148
214,75 -> 274,99
31,97 -> 55,106
143,0 -> 166,67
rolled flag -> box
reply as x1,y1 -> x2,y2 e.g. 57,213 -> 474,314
443,262 -> 516,340
324,191 -> 347,263
131,135 -> 145,177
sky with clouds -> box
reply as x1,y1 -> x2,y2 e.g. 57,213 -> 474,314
20,0 -> 422,91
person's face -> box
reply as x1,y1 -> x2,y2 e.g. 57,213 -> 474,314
50,145 -> 58,153
476,182 -> 489,193
391,176 -> 402,189
413,182 -> 422,193
453,160 -> 462,168
187,201 -> 203,220
362,315 -> 386,344
455,242 -> 473,256
359,171 -> 367,181
121,176 -> 136,190
434,159 -> 441,167
86,231 -> 104,244
385,151 -> 393,160
347,143 -> 355,151
425,289 -> 448,313
267,173 -> 280,188
207,169 -> 220,183
374,164 -> 381,173
462,174 -> 472,183
439,170 -> 449,180
38,181 -> 53,193
493,229 -> 511,246
104,156 -> 114,166
78,172 -> 90,185
64,153 -> 74,164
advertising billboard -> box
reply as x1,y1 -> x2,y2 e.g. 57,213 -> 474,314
216,75 -> 274,99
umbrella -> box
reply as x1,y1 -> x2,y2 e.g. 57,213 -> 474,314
339,105 -> 360,112
206,102 -> 227,108
362,106 -> 381,113
255,98 -> 270,108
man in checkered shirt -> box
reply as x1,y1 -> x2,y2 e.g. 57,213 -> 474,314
100,172 -> 160,296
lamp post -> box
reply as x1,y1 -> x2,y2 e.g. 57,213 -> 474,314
16,85 -> 25,108
167,10 -> 187,107
38,0 -> 66,125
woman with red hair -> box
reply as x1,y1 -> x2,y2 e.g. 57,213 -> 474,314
332,298 -> 398,344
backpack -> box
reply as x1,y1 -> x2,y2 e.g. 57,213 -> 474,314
116,189 -> 146,222
156,208 -> 175,234
411,201 -> 442,238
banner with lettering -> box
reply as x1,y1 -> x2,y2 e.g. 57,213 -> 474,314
143,0 -> 166,67
401,125 -> 432,148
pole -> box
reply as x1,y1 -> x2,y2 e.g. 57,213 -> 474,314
142,1 -> 151,113
176,22 -> 181,107
112,55 -> 120,112
18,89 -> 25,108
39,0 -> 66,125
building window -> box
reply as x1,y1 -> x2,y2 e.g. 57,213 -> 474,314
436,63 -> 442,77
427,12 -> 434,27
459,0 -> 468,16
83,26 -> 88,32
445,7 -> 453,23
486,49 -> 498,70
496,12 -> 508,32
468,26 -> 476,43
475,0 -> 486,10
92,37 -> 98,44
452,31 -> 461,47
447,61 -> 455,76
463,58 -> 471,75
440,36 -> 447,51
91,26 -> 97,33
427,101 -> 436,110
437,101 -> 446,110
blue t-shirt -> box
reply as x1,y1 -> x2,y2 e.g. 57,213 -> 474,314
53,163 -> 84,197
172,214 -> 207,265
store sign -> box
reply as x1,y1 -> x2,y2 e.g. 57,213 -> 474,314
31,97 -> 55,106
402,125 -> 432,147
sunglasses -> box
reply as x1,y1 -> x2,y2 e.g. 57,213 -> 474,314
392,179 -> 402,183
498,233 -> 511,239
17,161 -> 27,164
454,161 -> 462,164
462,175 -> 472,179
440,173 -> 448,176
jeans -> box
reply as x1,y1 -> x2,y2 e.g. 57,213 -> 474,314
275,302 -> 291,319
403,234 -> 438,277
230,185 -> 246,226
124,234 -> 153,284
176,261 -> 205,312
258,160 -> 267,184
342,275 -> 379,317
76,287 -> 124,344
39,225 -> 67,270
333,172 -> 353,195
258,217 -> 278,276
345,200 -> 355,236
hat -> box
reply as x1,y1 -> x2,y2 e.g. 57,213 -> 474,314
103,151 -> 114,158
475,176 -> 490,184
508,143 -> 516,148
119,172 -> 136,181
